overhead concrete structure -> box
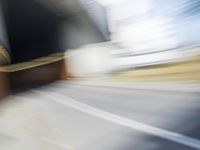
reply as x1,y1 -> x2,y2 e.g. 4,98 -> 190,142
2,0 -> 109,63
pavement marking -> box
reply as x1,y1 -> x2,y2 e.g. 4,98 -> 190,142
24,91 -> 200,149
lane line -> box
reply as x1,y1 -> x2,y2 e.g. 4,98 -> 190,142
29,90 -> 200,149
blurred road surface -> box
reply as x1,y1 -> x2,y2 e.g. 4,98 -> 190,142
0,81 -> 200,150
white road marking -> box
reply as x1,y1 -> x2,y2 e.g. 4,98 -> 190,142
24,90 -> 200,149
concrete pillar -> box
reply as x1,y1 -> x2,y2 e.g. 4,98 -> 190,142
0,0 -> 10,65
0,0 -> 10,98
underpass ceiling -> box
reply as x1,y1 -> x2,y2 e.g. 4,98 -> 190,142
35,0 -> 83,17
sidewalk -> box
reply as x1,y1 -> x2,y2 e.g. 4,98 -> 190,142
66,80 -> 200,93
112,56 -> 200,83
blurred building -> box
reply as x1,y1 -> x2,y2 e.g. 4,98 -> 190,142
104,0 -> 200,68
65,0 -> 200,77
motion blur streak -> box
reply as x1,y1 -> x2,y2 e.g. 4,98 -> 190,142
0,0 -> 200,150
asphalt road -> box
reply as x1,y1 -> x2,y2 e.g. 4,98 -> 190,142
0,81 -> 200,150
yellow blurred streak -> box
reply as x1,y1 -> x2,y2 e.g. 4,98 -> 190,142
0,53 -> 66,72
113,56 -> 200,82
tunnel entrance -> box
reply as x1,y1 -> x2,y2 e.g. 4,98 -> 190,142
3,0 -> 61,64
2,0 -> 109,64
0,0 -> 109,96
